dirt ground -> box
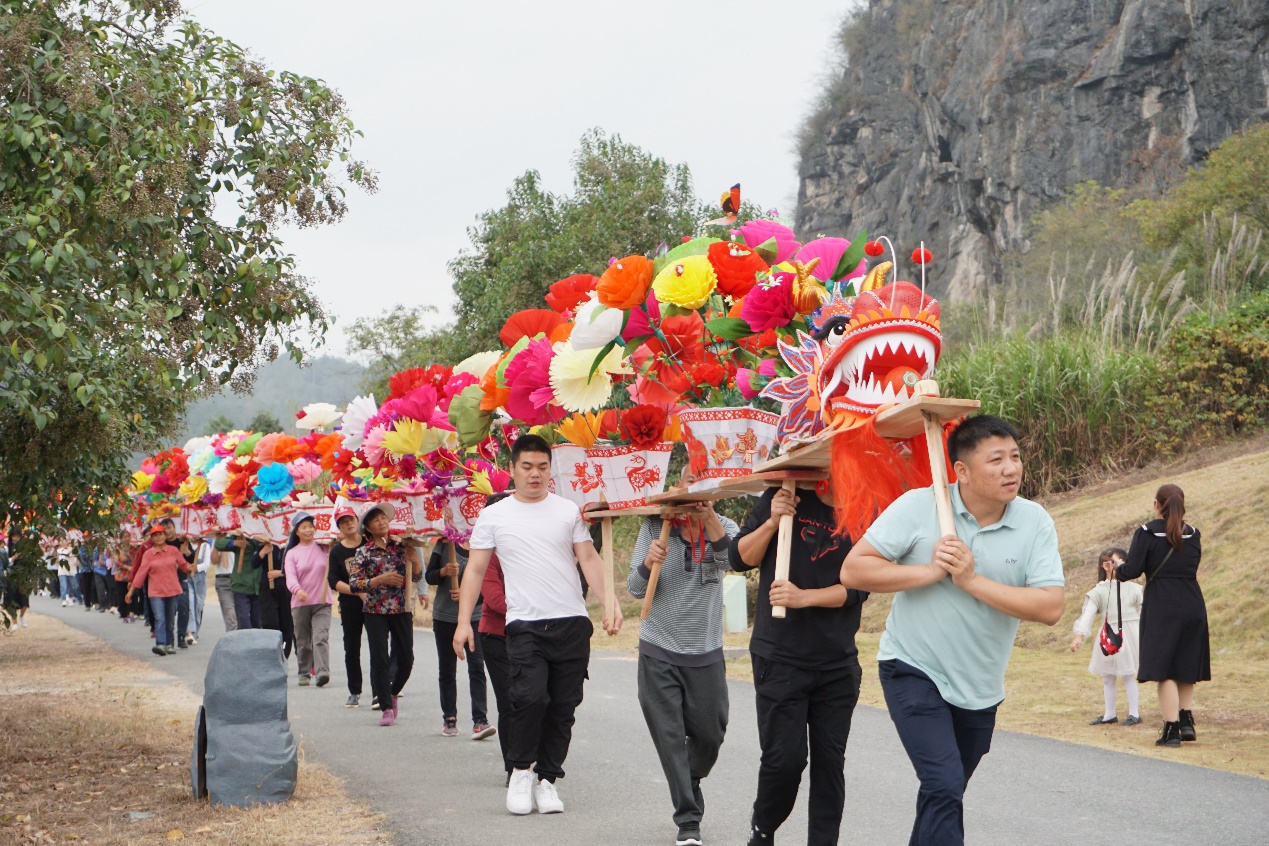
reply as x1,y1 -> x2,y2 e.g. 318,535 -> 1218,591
0,614 -> 385,846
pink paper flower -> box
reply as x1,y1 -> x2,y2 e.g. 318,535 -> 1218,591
741,271 -> 798,331
738,220 -> 801,264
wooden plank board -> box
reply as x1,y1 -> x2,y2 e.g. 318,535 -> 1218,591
874,395 -> 981,439
644,487 -> 750,506
752,437 -> 833,473
715,469 -> 830,493
581,505 -> 665,520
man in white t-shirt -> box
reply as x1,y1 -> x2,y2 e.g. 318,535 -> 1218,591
454,434 -> 622,817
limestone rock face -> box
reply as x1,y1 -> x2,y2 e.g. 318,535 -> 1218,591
795,0 -> 1269,300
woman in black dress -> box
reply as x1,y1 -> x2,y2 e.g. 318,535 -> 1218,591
1117,484 -> 1210,748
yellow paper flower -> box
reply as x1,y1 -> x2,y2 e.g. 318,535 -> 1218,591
381,419 -> 445,459
131,471 -> 155,495
467,469 -> 494,495
549,341 -> 632,414
178,476 -> 208,504
652,255 -> 718,310
454,350 -> 502,378
557,412 -> 599,448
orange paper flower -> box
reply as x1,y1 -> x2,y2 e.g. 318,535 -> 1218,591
597,256 -> 654,309
500,309 -> 565,347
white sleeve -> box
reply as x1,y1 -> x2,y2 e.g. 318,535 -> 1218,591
570,507 -> 592,546
470,509 -> 496,550
1073,595 -> 1100,637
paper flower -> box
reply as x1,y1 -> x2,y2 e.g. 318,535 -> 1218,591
296,402 -> 342,431
205,460 -> 231,495
544,274 -> 599,315
737,219 -> 801,264
253,432 -> 282,465
652,255 -> 717,310
620,405 -> 667,450
549,340 -> 631,413
741,271 -> 797,331
597,255 -> 654,309
255,462 -> 294,503
362,425 -> 389,468
339,395 -> 377,452
736,367 -> 764,400
454,350 -> 501,379
178,476 -> 208,505
182,435 -> 214,456
387,365 -> 452,403
381,419 -> 445,460
557,412 -> 599,448
708,241 -> 768,299
504,338 -> 564,426
570,294 -> 625,351
286,457 -> 322,486
448,384 -> 494,447
796,238 -> 864,282
500,309 -> 565,347
130,471 -> 156,495
391,385 -> 439,424
234,432 -> 264,456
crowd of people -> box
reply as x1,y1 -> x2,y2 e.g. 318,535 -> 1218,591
1,417 -> 1213,846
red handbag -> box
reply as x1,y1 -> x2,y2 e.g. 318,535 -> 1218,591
1098,579 -> 1123,657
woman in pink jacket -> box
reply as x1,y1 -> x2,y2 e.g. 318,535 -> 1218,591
284,512 -> 333,687
126,524 -> 191,656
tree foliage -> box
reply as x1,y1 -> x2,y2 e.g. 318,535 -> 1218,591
0,0 -> 372,589
203,413 -> 235,435
411,130 -> 707,363
247,410 -> 282,433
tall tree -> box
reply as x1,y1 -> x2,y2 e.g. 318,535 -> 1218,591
399,130 -> 705,365
1,0 -> 374,590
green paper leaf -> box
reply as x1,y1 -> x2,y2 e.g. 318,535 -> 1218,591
705,316 -> 756,341
753,237 -> 779,265
831,230 -> 868,282
587,339 -> 619,380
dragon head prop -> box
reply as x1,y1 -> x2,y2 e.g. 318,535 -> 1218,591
762,260 -> 942,442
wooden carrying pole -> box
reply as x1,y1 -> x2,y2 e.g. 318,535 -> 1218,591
640,517 -> 674,621
447,541 -> 459,593
915,381 -> 957,537
771,479 -> 797,619
599,493 -> 616,628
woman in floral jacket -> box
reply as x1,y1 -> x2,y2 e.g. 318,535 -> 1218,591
347,503 -> 422,727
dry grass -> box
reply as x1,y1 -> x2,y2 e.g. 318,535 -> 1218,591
0,614 -> 386,846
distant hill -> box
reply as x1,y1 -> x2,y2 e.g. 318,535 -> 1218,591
173,356 -> 368,444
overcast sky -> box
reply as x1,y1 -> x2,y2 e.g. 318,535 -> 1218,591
186,1 -> 855,357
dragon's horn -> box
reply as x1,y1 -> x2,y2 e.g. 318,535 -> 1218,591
858,261 -> 892,293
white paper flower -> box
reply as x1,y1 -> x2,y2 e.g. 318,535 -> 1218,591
569,293 -> 624,351
206,459 -> 231,495
296,401 -> 342,431
549,340 -> 632,413
338,394 -> 378,451
454,350 -> 501,378
182,435 -> 213,455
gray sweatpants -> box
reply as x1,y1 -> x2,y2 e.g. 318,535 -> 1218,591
293,603 -> 332,678
637,653 -> 729,832
214,575 -> 237,632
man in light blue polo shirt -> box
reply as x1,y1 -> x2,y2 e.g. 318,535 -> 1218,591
842,415 -> 1064,846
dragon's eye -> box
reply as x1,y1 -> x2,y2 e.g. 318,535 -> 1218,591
824,321 -> 848,348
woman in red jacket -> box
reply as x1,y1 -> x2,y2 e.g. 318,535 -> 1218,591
126,525 -> 192,656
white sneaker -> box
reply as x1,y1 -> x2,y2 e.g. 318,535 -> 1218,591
533,778 -> 563,814
19,617 -> 28,628
506,769 -> 534,815
61,599 -> 68,607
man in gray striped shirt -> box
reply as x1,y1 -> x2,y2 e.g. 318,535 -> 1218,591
627,480 -> 740,846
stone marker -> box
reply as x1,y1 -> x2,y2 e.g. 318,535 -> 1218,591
196,629 -> 297,806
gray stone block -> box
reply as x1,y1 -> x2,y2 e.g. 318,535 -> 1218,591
199,629 -> 297,807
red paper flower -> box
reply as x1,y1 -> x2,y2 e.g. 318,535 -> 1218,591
596,409 -> 622,440
545,274 -> 599,315
500,309 -> 565,347
911,247 -> 933,265
707,240 -> 768,299
388,365 -> 452,403
646,312 -> 706,364
865,241 -> 885,257
620,405 -> 667,450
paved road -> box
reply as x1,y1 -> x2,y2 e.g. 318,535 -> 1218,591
29,596 -> 1269,845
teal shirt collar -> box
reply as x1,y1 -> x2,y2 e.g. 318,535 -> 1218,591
950,482 -> 1019,530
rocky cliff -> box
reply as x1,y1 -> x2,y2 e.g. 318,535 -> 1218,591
795,0 -> 1269,299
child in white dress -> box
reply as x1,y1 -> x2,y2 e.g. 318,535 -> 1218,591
1069,548 -> 1145,725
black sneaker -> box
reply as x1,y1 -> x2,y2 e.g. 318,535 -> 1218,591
371,696 -> 381,711
676,826 -> 702,845
345,694 -> 360,708
152,646 -> 166,656
177,639 -> 188,649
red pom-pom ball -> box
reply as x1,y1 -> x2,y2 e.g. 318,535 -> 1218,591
911,247 -> 933,265
864,240 -> 885,257
682,236 -> 692,243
